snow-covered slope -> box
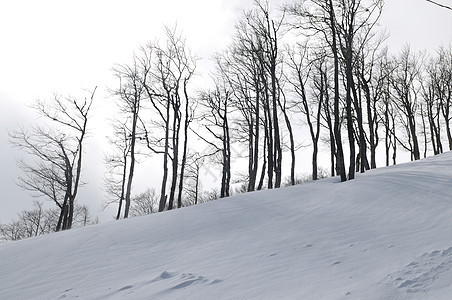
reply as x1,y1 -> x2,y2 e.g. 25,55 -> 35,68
2,153 -> 452,299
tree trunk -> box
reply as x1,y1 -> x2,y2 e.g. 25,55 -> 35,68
323,84 -> 336,177
124,108 -> 138,218
264,89 -> 274,189
441,102 -> 452,150
328,0 -> 346,182
158,101 -> 171,212
168,100 -> 181,210
177,80 -> 191,209
221,106 -> 231,198
257,129 -> 267,191
247,118 -> 255,192
271,73 -> 282,188
116,154 -> 128,220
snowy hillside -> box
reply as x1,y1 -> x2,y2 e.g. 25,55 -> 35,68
2,153 -> 452,299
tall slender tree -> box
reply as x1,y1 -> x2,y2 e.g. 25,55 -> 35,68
112,56 -> 149,218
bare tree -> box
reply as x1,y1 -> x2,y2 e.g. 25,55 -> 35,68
286,46 -> 324,180
139,27 -> 196,211
0,201 -> 91,242
72,204 -> 92,227
287,0 -> 347,181
129,188 -> 159,217
10,88 -> 96,231
216,1 -> 285,190
334,0 -> 383,177
287,0 -> 383,180
216,34 -> 260,192
421,60 -> 443,155
112,56 -> 149,218
250,0 -> 284,188
197,78 -> 232,198
183,152 -> 205,205
0,201 -> 56,241
356,41 -> 388,169
104,121 -> 131,220
433,46 -> 452,150
390,47 -> 424,161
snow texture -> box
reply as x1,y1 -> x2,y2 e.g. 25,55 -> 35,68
2,152 -> 452,299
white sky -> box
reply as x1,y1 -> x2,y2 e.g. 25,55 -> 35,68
0,0 -> 451,223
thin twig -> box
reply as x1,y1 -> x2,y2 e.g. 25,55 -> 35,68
425,0 -> 452,11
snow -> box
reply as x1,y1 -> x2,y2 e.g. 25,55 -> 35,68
2,152 -> 452,299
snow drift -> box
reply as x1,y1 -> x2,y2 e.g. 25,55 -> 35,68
2,152 -> 452,299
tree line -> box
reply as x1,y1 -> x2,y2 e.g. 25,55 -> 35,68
2,0 -> 451,240
106,0 -> 452,218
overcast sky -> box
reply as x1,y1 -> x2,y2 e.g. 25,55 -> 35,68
1,0 -> 451,224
